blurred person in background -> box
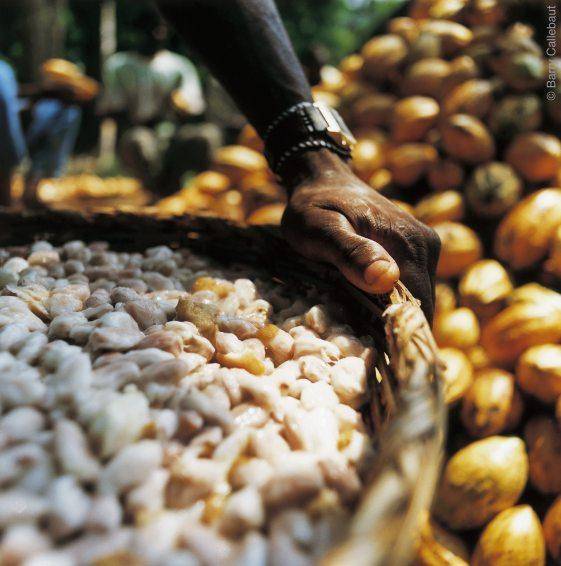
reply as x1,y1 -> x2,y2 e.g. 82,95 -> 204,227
0,59 -> 88,208
98,11 -> 222,197
154,0 -> 440,320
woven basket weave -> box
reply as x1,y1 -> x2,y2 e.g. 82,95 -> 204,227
0,209 -> 445,565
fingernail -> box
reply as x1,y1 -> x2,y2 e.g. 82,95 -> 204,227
364,260 -> 400,291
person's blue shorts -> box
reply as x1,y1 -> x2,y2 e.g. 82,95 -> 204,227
0,60 -> 81,178
27,99 -> 82,177
0,60 -> 26,172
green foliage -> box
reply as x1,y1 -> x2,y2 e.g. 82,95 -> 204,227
0,0 -> 406,152
277,0 -> 406,64
0,5 -> 29,80
1,0 -> 406,80
65,2 -> 100,75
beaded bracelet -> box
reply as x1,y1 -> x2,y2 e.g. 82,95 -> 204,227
273,138 -> 351,178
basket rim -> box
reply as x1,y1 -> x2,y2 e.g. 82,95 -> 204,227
0,208 -> 445,566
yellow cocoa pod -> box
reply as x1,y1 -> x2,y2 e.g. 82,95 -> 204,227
490,94 -> 542,140
517,344 -> 561,404
466,345 -> 491,371
311,90 -> 339,110
391,96 -> 440,143
414,190 -> 464,225
428,159 -> 464,191
440,114 -> 495,164
435,282 -> 457,316
472,505 -> 545,566
434,436 -> 528,530
439,347 -> 473,405
494,188 -> 561,270
339,54 -> 364,81
213,145 -> 268,183
351,128 -> 388,144
481,302 -> 561,366
432,222 -> 483,278
440,55 -> 480,95
507,283 -> 561,309
496,51 -> 546,92
505,133 -> 561,183
361,34 -> 408,82
239,176 -> 281,199
352,138 -> 386,180
494,22 -> 540,58
420,20 -> 473,55
337,81 -> 376,120
545,225 -> 561,279
414,514 -> 470,566
434,308 -> 480,350
408,0 -> 432,19
461,368 -> 523,438
430,519 -> 470,562
388,17 -> 420,44
213,190 -> 245,222
247,203 -> 285,226
237,124 -> 264,153
466,162 -> 522,218
352,93 -> 397,129
156,193 -> 197,216
391,199 -> 414,215
428,0 -> 468,20
319,65 -> 347,94
442,79 -> 495,119
311,88 -> 340,109
387,143 -> 438,187
463,27 -> 495,67
458,260 -> 512,319
543,496 -> 561,562
408,31 -> 443,63
174,185 -> 215,211
525,417 -> 561,494
402,58 -> 451,98
466,0 -> 506,26
370,169 -> 393,192
192,171 -> 231,195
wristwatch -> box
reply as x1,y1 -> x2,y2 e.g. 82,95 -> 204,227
263,101 -> 356,177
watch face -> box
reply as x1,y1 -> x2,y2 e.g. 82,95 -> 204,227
314,102 -> 356,149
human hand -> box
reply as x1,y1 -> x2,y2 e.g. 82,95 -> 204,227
281,150 -> 441,321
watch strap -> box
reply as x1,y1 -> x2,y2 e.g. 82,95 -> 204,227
273,138 -> 351,177
263,101 -> 355,177
262,102 -> 316,143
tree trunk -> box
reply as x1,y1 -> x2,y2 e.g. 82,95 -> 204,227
21,0 -> 67,82
50,0 -> 68,58
22,0 -> 46,81
98,0 -> 118,163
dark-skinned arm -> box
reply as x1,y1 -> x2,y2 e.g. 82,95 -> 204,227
155,0 -> 440,320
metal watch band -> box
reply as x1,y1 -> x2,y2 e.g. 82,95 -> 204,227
263,101 -> 355,177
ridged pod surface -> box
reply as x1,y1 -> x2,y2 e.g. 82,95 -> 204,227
435,436 -> 528,530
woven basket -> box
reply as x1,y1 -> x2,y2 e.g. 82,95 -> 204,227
0,209 -> 445,565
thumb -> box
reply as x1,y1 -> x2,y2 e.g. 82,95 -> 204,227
310,211 -> 400,294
